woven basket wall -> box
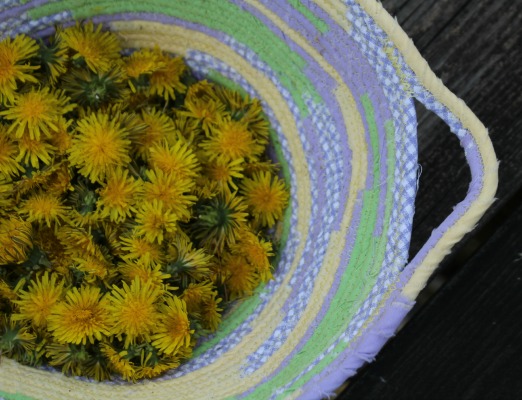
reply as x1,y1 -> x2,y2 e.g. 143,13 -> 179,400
0,1 -> 497,399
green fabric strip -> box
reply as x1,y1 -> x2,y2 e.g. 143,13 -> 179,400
288,0 -> 329,33
27,0 -> 322,116
242,94 -> 394,399
0,390 -> 35,400
278,117 -> 397,396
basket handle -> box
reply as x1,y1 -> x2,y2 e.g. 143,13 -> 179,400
359,0 -> 498,301
398,88 -> 498,300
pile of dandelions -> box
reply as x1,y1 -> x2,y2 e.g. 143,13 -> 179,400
0,22 -> 289,381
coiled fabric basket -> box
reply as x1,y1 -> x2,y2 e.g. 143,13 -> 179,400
0,1 -> 498,399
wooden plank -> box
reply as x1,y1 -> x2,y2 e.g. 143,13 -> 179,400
338,193 -> 522,399
378,0 -> 472,51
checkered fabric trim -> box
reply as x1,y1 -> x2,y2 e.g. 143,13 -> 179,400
339,0 -> 418,337
242,95 -> 345,376
272,1 -> 420,394
0,0 -> 23,11
0,10 -> 71,39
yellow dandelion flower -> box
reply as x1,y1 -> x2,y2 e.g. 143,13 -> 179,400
124,47 -> 165,94
244,160 -> 280,175
0,177 -> 14,210
11,162 -> 56,199
213,85 -> 246,112
12,272 -> 65,328
73,255 -> 113,282
107,278 -> 162,346
0,315 -> 36,357
133,108 -> 177,160
69,209 -> 101,229
0,217 -> 32,264
151,296 -> 193,355
134,350 -> 180,380
149,51 -> 187,101
46,162 -> 74,196
56,226 -> 104,261
233,230 -> 274,282
120,235 -> 164,267
124,47 -> 164,78
221,253 -> 259,299
0,278 -> 26,302
68,112 -> 131,182
0,87 -> 75,141
19,192 -> 69,228
62,65 -> 129,109
100,222 -> 124,258
0,34 -> 39,104
191,187 -> 248,251
100,343 -> 136,381
149,139 -> 200,181
106,104 -> 147,138
47,117 -> 73,155
180,281 -> 215,314
240,171 -> 289,228
180,97 -> 228,134
45,342 -> 90,377
200,293 -> 223,332
0,279 -> 14,301
48,285 -> 111,345
171,113 -> 200,144
215,87 -> 270,141
192,175 -> 220,200
59,21 -> 121,73
185,80 -> 218,101
166,236 -> 212,286
37,33 -> 69,85
205,157 -> 244,191
119,262 -> 170,290
15,134 -> 56,168
134,200 -> 179,244
143,169 -> 196,220
96,168 -> 143,222
0,125 -> 24,177
32,227 -> 73,279
200,118 -> 263,162
83,352 -> 111,381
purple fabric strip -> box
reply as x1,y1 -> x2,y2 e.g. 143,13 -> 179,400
298,292 -> 415,400
0,3 -> 32,20
0,0 -> 56,20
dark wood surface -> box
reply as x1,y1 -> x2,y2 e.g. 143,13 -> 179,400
338,0 -> 522,399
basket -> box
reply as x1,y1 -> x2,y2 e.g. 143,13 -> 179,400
0,1 -> 498,399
